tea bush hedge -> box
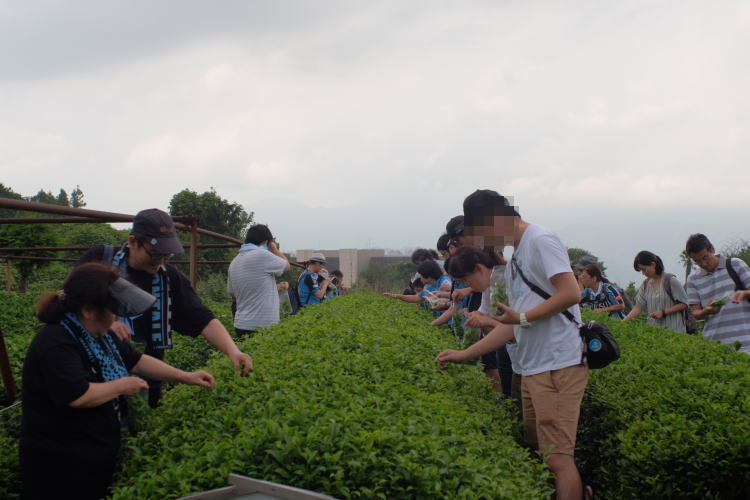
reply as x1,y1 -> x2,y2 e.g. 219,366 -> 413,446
111,294 -> 552,499
0,292 -> 38,499
578,311 -> 750,499
3,291 -> 750,499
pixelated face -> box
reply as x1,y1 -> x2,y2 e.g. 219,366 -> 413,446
464,213 -> 517,248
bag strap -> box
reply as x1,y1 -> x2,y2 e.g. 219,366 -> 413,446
511,258 -> 578,325
661,273 -> 676,303
725,257 -> 746,291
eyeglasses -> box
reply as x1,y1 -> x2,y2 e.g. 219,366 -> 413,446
142,245 -> 173,263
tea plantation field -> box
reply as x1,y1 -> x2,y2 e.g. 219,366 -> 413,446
1,291 -> 749,499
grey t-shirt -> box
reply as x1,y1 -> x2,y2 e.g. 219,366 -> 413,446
228,249 -> 288,330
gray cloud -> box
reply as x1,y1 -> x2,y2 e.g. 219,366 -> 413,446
1,0 -> 749,285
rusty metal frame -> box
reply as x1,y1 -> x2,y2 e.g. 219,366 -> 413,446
0,197 -> 246,289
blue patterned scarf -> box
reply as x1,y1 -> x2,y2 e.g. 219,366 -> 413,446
112,244 -> 173,350
59,312 -> 129,417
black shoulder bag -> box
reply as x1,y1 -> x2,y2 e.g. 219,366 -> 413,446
512,258 -> 620,369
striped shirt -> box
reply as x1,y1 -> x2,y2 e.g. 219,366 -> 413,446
228,248 -> 288,330
687,255 -> 750,353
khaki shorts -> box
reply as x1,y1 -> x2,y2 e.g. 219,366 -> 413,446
521,364 -> 588,456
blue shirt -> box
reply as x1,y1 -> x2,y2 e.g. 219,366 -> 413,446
436,275 -> 452,290
580,282 -> 626,319
298,270 -> 322,305
420,277 -> 452,318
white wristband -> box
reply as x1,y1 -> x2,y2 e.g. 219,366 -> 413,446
519,312 -> 531,328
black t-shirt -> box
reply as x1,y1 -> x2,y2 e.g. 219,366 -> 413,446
20,324 -> 142,459
79,245 -> 215,342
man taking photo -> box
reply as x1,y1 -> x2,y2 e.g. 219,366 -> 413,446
228,224 -> 291,336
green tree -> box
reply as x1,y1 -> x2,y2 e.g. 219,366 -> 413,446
0,213 -> 59,292
625,281 -> 638,303
678,250 -> 693,283
357,260 -> 416,293
169,188 -> 253,278
70,185 -> 86,208
58,223 -> 129,248
28,189 -> 62,206
56,189 -> 69,206
567,247 -> 607,275
722,239 -> 750,267
0,183 -> 23,218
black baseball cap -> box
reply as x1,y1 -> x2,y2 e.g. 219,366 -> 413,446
132,209 -> 184,254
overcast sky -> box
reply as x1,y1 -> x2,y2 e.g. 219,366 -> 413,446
1,0 -> 749,284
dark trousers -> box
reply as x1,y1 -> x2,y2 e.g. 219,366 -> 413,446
144,345 -> 165,408
235,328 -> 255,338
21,440 -> 117,500
497,345 -> 514,397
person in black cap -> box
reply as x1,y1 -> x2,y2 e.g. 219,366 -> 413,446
78,208 -> 253,407
20,262 -> 215,500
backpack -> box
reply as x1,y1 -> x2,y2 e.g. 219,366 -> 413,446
512,258 -> 620,369
725,258 -> 750,304
288,284 -> 302,315
290,273 -> 318,315
662,274 -> 697,334
611,283 -> 634,315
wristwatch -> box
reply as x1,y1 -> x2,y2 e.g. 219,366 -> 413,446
519,312 -> 532,328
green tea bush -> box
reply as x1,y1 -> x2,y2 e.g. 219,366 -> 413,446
0,292 -> 40,402
111,294 -> 552,499
577,311 -> 750,499
0,291 -> 38,500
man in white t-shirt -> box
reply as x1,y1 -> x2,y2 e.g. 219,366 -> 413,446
436,189 -> 588,500
228,224 -> 290,336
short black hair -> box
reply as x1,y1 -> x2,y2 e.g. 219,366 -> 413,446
436,234 -> 451,252
445,215 -> 464,239
330,269 -> 343,278
446,246 -> 500,280
245,224 -> 273,245
411,248 -> 435,265
417,260 -> 443,281
685,233 -> 713,255
633,250 -> 664,275
463,189 -> 519,227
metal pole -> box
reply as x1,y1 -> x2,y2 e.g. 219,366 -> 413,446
190,223 -> 198,288
0,327 -> 17,403
5,259 -> 11,292
0,198 -> 193,225
0,243 -> 239,252
0,256 -> 79,263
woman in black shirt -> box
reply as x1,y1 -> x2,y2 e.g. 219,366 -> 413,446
20,262 -> 215,499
